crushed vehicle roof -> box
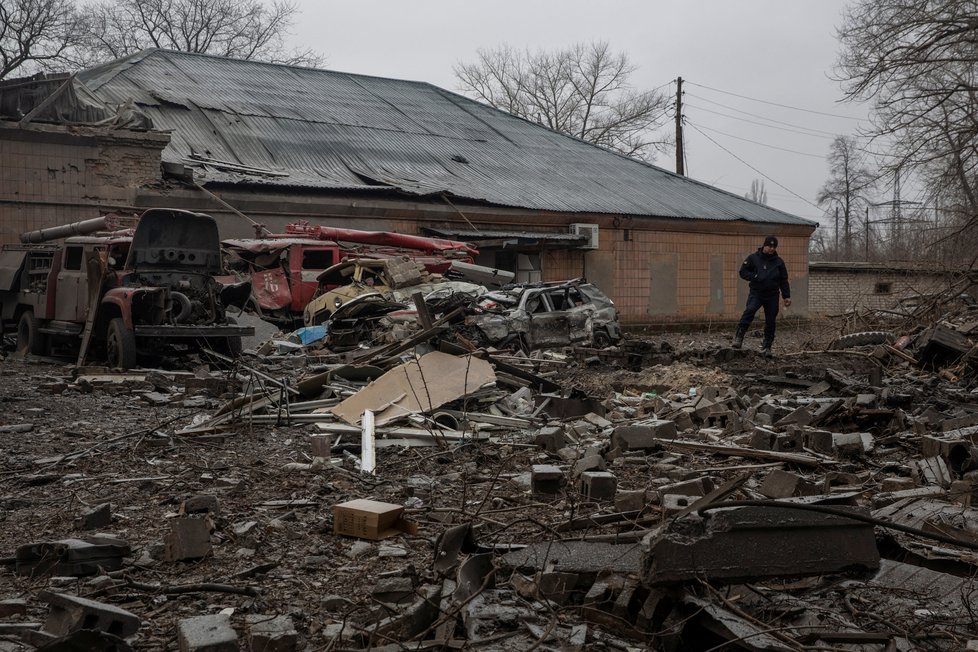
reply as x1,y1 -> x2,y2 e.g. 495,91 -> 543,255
78,49 -> 814,227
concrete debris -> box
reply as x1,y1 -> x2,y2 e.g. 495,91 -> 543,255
9,304 -> 978,649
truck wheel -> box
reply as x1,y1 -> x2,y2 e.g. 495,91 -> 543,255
17,311 -> 47,356
106,318 -> 137,369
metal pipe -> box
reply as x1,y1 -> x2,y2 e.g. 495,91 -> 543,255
19,216 -> 121,243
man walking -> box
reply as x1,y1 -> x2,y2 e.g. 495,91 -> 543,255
732,235 -> 791,356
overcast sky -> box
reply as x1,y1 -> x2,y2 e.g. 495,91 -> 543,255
288,1 -> 868,229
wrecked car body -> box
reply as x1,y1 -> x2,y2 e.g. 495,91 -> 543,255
0,209 -> 253,368
223,223 -> 477,327
461,279 -> 622,352
303,257 -> 487,326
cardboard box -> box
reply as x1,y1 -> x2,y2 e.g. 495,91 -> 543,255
332,499 -> 417,540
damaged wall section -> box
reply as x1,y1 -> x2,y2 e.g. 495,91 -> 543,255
0,122 -> 169,244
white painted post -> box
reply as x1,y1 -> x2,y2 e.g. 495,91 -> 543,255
361,409 -> 376,475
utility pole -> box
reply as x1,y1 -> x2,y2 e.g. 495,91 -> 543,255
834,207 -> 839,256
865,206 -> 870,261
675,77 -> 684,176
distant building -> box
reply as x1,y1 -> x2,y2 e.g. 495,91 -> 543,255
0,49 -> 816,323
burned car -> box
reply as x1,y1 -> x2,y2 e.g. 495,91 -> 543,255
459,279 -> 621,352
302,257 -> 488,350
303,257 -> 487,326
0,210 -> 253,369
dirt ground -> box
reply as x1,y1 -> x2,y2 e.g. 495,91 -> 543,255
0,321 -> 908,650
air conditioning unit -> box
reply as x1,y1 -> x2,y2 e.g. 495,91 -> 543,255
569,223 -> 599,249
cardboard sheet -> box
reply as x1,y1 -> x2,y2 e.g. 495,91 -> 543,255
329,351 -> 496,426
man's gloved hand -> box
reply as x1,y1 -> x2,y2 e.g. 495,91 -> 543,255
784,298 -> 792,307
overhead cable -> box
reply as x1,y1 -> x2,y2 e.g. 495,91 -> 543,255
686,81 -> 865,121
685,121 -> 822,213
688,122 -> 826,159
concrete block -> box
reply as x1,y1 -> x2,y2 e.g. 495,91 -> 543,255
774,431 -> 805,453
0,599 -> 27,618
635,589 -> 675,630
580,471 -> 617,501
672,411 -> 694,431
531,465 -> 563,496
612,578 -> 640,620
534,425 -> 566,453
164,517 -> 212,562
39,591 -> 140,638
774,405 -> 812,427
177,614 -> 238,652
77,503 -> 112,530
803,428 -> 835,453
661,493 -> 699,514
614,489 -> 648,513
182,495 -> 220,516
758,470 -> 817,498
612,419 -> 676,451
371,577 -> 415,604
880,477 -> 916,493
537,572 -> 579,605
642,505 -> 880,585
245,615 -> 297,652
583,412 -> 612,429
656,477 -> 713,504
572,454 -> 606,477
750,426 -> 777,450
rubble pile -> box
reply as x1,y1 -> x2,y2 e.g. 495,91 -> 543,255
2,312 -> 978,650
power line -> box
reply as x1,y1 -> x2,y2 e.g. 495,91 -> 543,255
685,102 -> 837,140
685,121 -> 822,213
689,122 -> 826,159
686,93 -> 841,137
686,81 -> 865,121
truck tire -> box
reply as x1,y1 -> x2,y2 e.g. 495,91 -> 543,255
829,331 -> 895,350
17,311 -> 47,356
106,318 -> 137,369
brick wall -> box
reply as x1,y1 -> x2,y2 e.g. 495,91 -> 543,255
808,263 -> 956,315
0,122 -> 168,244
614,223 -> 808,323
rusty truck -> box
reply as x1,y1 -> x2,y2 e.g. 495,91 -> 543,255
0,209 -> 253,369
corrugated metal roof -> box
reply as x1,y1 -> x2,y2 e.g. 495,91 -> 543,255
79,49 -> 815,227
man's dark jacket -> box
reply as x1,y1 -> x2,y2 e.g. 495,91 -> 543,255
740,248 -> 790,298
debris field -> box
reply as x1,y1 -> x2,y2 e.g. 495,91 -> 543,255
1,313 -> 978,651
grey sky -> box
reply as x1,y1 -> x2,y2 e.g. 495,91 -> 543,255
288,1 -> 866,229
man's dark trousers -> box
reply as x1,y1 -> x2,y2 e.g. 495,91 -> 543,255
738,292 -> 779,344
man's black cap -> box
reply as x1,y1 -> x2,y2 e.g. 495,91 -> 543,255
763,235 -> 778,248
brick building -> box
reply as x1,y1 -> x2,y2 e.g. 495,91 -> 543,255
0,50 -> 816,325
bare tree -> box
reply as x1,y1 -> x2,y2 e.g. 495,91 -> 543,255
745,179 -> 767,204
454,41 -> 671,161
816,135 -> 876,260
836,0 -> 978,228
0,0 -> 87,80
79,0 -> 322,66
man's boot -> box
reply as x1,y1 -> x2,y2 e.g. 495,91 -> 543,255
732,326 -> 746,349
760,339 -> 773,357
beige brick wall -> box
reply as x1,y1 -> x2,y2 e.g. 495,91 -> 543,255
605,228 -> 805,323
0,123 -> 168,244
808,265 -> 954,315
